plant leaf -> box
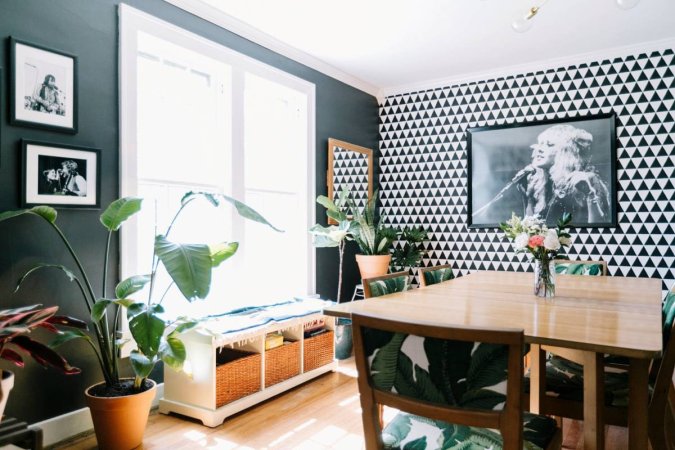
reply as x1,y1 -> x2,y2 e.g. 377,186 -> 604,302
11,335 -> 81,374
128,305 -> 166,358
209,242 -> 239,267
115,275 -> 151,299
129,350 -> 154,379
91,300 -> 112,323
0,206 -> 57,224
100,197 -> 143,231
49,329 -> 92,348
15,264 -> 78,293
155,236 -> 213,301
160,336 -> 186,370
183,191 -> 283,232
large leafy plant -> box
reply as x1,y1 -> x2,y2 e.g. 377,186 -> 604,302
0,192 -> 278,392
347,191 -> 397,256
0,304 -> 86,375
390,226 -> 429,272
309,187 -> 353,303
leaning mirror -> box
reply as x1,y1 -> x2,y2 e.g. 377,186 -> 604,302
327,138 -> 373,223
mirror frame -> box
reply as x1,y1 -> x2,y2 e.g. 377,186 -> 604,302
327,138 -> 374,224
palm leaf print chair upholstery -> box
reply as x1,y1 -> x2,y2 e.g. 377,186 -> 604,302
352,312 -> 562,450
363,271 -> 410,299
527,287 -> 675,450
418,264 -> 455,287
553,259 -> 607,276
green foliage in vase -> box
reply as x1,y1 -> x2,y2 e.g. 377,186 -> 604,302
347,191 -> 397,256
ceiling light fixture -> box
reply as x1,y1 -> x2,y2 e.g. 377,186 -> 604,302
512,0 -> 641,33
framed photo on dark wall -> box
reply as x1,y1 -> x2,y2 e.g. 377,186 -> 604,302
22,140 -> 100,208
10,37 -> 78,133
467,113 -> 617,228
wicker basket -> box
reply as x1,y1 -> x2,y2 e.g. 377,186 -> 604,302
215,347 -> 262,407
264,340 -> 301,387
303,330 -> 334,371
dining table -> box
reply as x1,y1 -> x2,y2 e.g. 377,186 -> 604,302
322,270 -> 663,450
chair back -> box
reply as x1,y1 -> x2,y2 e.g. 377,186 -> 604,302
418,264 -> 455,287
554,259 -> 607,276
351,312 -> 526,450
363,271 -> 409,298
650,288 -> 675,415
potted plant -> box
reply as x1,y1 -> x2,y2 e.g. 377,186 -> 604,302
309,187 -> 355,359
348,191 -> 397,279
390,226 -> 429,275
0,304 -> 85,419
0,192 -> 278,449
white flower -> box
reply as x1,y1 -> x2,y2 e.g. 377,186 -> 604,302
514,233 -> 530,250
521,215 -> 542,230
543,229 -> 561,251
559,236 -> 572,246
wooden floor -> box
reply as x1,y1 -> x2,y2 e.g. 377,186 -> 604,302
53,358 -> 630,450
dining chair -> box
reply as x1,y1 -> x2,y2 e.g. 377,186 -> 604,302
418,264 -> 455,287
527,287 -> 675,450
553,259 -> 607,276
351,312 -> 562,450
363,271 -> 410,299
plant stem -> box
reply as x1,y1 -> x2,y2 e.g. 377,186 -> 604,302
48,222 -> 115,385
337,240 -> 344,303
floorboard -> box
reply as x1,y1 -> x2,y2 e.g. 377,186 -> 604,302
51,358 -> 630,449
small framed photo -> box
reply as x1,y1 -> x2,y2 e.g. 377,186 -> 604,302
10,37 -> 78,133
22,140 -> 100,208
467,113 -> 617,228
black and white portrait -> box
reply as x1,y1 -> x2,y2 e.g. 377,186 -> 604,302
11,38 -> 77,133
22,141 -> 100,208
38,156 -> 88,196
467,113 -> 617,228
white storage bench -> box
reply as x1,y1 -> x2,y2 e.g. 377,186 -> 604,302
158,298 -> 337,427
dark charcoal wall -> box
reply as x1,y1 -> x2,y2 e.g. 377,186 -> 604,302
379,48 -> 674,293
0,0 -> 377,423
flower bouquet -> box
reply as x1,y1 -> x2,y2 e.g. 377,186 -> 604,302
500,212 -> 572,297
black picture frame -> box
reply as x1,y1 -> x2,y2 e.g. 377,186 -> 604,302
22,140 -> 100,209
9,37 -> 78,133
467,113 -> 617,228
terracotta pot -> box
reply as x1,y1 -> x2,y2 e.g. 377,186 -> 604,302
85,379 -> 156,450
0,370 -> 15,421
355,254 -> 392,280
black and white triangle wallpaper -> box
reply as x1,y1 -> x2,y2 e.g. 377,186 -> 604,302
379,48 -> 674,296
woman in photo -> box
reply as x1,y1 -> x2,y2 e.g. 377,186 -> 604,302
59,160 -> 87,197
33,74 -> 64,115
520,124 -> 610,224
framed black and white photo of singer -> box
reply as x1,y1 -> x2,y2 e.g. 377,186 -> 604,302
22,140 -> 100,208
10,37 -> 78,133
467,113 -> 617,228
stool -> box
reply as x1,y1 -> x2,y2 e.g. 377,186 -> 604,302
351,284 -> 364,301
0,417 -> 42,449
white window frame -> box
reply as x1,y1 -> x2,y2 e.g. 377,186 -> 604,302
119,4 -> 316,307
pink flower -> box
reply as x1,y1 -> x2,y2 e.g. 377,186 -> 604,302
528,235 -> 545,248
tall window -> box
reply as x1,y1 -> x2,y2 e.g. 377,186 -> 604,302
120,6 -> 315,318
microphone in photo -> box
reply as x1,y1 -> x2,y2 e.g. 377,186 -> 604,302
511,164 -> 535,183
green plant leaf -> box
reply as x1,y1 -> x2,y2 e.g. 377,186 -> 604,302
160,336 -> 186,370
91,300 -> 112,322
170,319 -> 200,336
155,236 -> 212,301
126,302 -> 147,319
209,242 -> 239,267
115,275 -> 151,299
0,206 -> 58,224
49,329 -> 93,348
128,305 -> 166,357
183,191 -> 283,232
371,332 -> 406,390
129,350 -> 154,379
99,197 -> 142,231
15,264 -> 78,293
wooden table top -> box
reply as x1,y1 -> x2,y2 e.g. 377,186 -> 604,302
323,271 -> 663,359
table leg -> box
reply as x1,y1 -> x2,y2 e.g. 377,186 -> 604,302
529,344 -> 544,414
628,358 -> 649,450
583,351 -> 605,450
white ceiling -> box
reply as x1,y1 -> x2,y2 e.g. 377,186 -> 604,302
169,0 -> 675,97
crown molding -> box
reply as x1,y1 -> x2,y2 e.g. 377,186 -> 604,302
380,37 -> 675,99
162,0 -> 380,97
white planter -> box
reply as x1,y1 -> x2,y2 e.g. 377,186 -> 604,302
0,370 -> 15,421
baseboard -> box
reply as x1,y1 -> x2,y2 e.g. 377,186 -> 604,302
31,383 -> 164,447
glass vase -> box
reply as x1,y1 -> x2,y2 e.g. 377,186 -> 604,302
533,259 -> 555,298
